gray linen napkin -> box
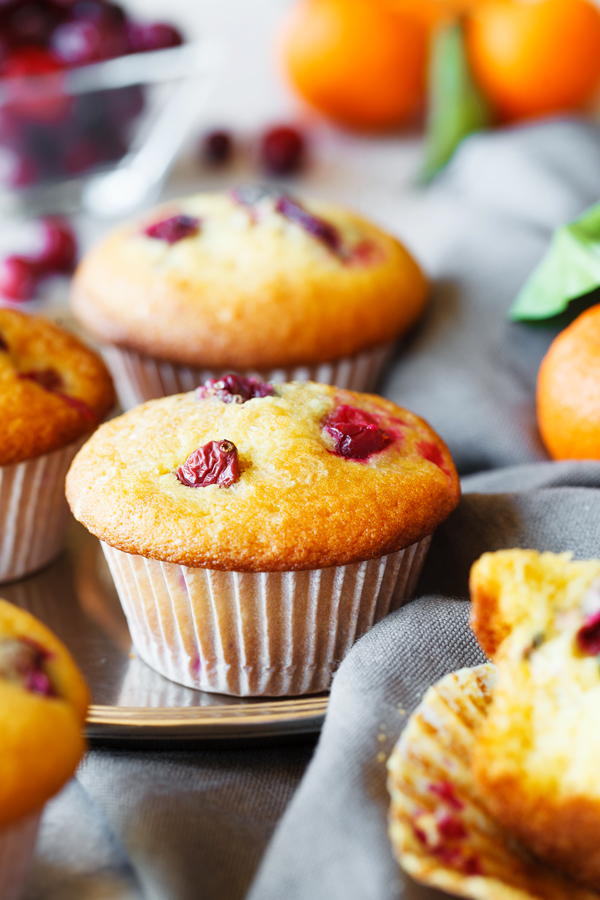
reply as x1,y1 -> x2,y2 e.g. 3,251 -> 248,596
32,119 -> 600,900
248,461 -> 600,900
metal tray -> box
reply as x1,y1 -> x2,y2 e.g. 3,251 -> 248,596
1,523 -> 328,745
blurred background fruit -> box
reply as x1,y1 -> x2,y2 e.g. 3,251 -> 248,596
537,304 -> 600,460
279,0 -> 427,131
260,124 -> 305,175
465,0 -> 600,122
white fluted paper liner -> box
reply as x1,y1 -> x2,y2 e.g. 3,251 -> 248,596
101,342 -> 395,411
0,810 -> 41,900
101,534 -> 432,697
0,440 -> 82,584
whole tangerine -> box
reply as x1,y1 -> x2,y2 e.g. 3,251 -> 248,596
465,0 -> 600,121
537,305 -> 600,460
280,0 -> 427,131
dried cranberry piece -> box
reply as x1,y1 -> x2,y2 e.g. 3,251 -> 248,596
0,255 -> 38,301
428,781 -> 464,811
230,183 -> 280,208
0,333 -> 7,352
126,21 -> 183,53
201,129 -> 233,166
31,216 -> 77,273
436,812 -> 467,842
196,373 -> 274,404
0,637 -> 54,697
577,610 -> 600,655
176,440 -> 240,488
59,392 -> 96,422
144,214 -> 200,244
18,367 -> 64,391
275,194 -> 340,253
324,404 -> 390,460
260,125 -> 305,176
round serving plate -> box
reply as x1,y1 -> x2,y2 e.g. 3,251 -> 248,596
1,523 -> 328,746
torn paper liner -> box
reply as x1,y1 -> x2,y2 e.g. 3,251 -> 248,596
0,810 -> 41,900
0,439 -> 83,584
101,534 -> 432,697
387,665 -> 599,900
100,342 -> 395,411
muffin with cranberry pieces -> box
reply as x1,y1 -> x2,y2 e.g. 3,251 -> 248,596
0,309 -> 114,583
71,186 -> 428,409
66,378 -> 458,697
0,599 -> 89,900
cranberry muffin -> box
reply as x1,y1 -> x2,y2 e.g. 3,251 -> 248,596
66,378 -> 458,696
0,309 -> 114,582
71,186 -> 428,409
0,599 -> 88,900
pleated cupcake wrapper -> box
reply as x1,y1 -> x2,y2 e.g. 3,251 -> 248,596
101,342 -> 395,411
101,534 -> 432,697
0,440 -> 82,584
0,810 -> 42,900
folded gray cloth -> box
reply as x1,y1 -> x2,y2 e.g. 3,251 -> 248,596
32,118 -> 600,900
248,461 -> 600,900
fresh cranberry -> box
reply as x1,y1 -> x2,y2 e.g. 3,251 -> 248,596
0,637 -> 54,696
196,374 -> 275,404
0,255 -> 38,300
201,129 -> 233,166
323,404 -> 391,460
261,125 -> 305,176
4,2 -> 61,46
428,781 -> 464,810
18,367 -> 64,391
50,19 -> 127,65
126,21 -> 183,53
576,610 -> 600,655
31,216 -> 77,272
176,440 -> 240,489
275,194 -> 340,253
144,214 -> 200,244
0,45 -> 64,78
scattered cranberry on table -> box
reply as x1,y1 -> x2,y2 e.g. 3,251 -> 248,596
0,254 -> 38,301
201,129 -> 233,167
260,125 -> 306,176
0,215 -> 77,301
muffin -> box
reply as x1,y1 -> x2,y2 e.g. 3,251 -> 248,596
0,598 -> 89,900
66,379 -> 459,696
71,186 -> 428,410
387,664 -> 595,900
0,309 -> 115,583
470,549 -> 600,891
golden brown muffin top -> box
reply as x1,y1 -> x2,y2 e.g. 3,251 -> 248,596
0,309 -> 115,466
67,381 -> 459,571
0,598 -> 89,828
71,189 -> 428,369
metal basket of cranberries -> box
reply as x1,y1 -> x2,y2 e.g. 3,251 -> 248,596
0,0 -> 202,204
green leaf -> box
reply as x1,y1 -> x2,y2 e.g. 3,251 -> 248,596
419,20 -> 493,184
510,201 -> 600,321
